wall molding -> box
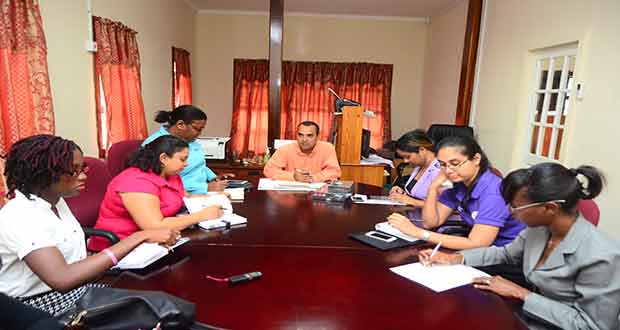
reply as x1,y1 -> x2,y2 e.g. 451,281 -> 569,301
197,9 -> 429,23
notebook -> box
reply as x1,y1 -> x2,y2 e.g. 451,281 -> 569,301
113,237 -> 190,270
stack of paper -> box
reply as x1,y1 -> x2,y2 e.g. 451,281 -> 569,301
375,222 -> 421,242
361,154 -> 394,168
113,237 -> 190,270
390,262 -> 490,292
258,178 -> 326,191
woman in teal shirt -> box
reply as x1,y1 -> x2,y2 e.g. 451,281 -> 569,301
143,105 -> 233,193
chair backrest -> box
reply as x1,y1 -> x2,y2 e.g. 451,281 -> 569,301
427,124 -> 474,148
577,199 -> 600,226
107,139 -> 143,177
65,157 -> 112,228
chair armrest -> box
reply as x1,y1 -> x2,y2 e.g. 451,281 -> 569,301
82,227 -> 120,245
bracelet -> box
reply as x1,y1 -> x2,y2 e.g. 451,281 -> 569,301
102,248 -> 118,265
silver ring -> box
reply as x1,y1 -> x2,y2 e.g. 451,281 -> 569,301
485,279 -> 492,285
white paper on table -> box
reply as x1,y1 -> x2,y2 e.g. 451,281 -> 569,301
375,222 -> 421,242
224,187 -> 244,201
390,263 -> 490,292
351,194 -> 405,205
258,178 -> 325,191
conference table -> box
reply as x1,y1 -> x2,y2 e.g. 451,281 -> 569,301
110,184 -> 527,330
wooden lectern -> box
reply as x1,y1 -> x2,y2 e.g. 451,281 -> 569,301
334,106 -> 385,186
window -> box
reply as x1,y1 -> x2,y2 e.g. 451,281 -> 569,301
525,44 -> 577,164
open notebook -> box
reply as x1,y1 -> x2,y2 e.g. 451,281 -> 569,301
183,194 -> 247,230
113,237 -> 190,270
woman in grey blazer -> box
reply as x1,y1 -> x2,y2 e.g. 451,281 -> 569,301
419,163 -> 620,330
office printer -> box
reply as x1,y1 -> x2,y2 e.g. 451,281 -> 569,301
196,137 -> 230,160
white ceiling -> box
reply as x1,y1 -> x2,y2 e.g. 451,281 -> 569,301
186,0 -> 464,18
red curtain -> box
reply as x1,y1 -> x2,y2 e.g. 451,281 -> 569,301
230,60 -> 393,156
229,59 -> 269,157
0,0 -> 55,204
172,47 -> 192,108
93,16 -> 147,157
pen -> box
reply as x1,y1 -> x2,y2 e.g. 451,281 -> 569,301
429,241 -> 442,259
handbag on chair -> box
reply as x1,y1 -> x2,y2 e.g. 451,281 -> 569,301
57,287 -> 224,330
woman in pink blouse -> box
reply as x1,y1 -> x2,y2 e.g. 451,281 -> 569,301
89,135 -> 223,251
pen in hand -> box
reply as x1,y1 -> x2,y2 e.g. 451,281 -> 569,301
424,241 -> 442,266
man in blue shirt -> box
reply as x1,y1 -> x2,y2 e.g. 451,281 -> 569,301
143,105 -> 232,194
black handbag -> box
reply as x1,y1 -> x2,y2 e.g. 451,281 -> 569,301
57,287 -> 224,330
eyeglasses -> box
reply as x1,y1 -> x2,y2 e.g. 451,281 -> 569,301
438,159 -> 469,170
69,164 -> 90,177
189,123 -> 205,133
509,199 -> 566,213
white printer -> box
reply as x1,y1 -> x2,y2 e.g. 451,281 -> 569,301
196,137 -> 230,160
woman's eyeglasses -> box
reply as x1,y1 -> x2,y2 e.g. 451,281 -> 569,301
438,159 -> 469,170
509,199 -> 566,213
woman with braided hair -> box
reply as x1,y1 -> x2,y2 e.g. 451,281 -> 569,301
418,163 -> 620,330
0,134 -> 179,316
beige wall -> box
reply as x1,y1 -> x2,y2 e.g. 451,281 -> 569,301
193,13 -> 428,140
39,0 -> 194,156
419,0 -> 468,128
473,0 -> 620,238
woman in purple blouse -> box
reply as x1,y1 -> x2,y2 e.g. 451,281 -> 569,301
388,135 -> 525,250
388,130 -> 440,208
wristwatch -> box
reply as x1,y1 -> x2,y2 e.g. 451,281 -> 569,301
422,230 -> 431,241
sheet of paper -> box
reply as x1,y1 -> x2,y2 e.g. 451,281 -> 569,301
375,222 -> 421,242
351,194 -> 405,205
224,187 -> 244,201
258,178 -> 325,191
390,263 -> 490,292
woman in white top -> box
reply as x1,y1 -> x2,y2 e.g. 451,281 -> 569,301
0,135 -> 179,315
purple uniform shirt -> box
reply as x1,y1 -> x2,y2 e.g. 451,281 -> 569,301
438,169 -> 526,246
404,158 -> 441,200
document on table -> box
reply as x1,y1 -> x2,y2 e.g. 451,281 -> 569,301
113,237 -> 190,270
351,194 -> 405,205
258,178 -> 326,191
224,187 -> 244,201
390,263 -> 490,292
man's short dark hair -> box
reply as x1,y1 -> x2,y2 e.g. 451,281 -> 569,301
297,121 -> 320,135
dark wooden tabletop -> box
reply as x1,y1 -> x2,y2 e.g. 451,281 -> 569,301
110,184 -> 527,330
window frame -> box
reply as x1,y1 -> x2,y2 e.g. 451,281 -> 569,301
523,44 -> 577,165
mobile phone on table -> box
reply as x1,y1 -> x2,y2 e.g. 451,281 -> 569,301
365,230 -> 397,243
